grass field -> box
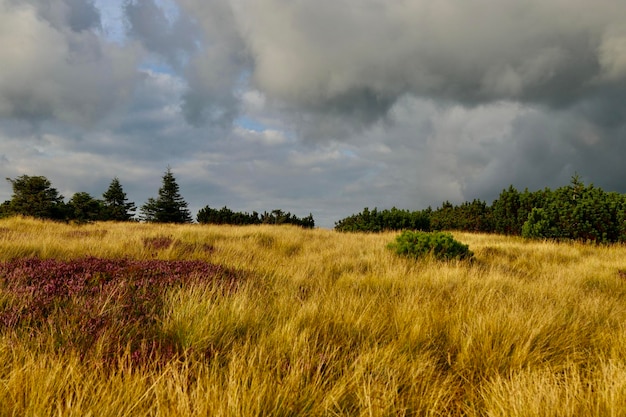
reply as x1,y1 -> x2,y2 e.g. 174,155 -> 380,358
1,216 -> 626,416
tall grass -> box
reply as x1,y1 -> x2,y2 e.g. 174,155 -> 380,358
1,216 -> 626,415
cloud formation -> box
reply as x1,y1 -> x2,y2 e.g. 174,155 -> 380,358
0,0 -> 139,125
232,0 -> 625,111
0,0 -> 625,228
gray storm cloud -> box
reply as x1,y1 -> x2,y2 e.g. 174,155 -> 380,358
2,0 -> 625,127
0,0 -> 138,125
231,0 -> 626,108
136,0 -> 250,126
125,0 -> 198,69
123,0 -> 626,208
125,0 -> 624,142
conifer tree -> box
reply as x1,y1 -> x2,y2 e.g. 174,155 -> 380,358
140,167 -> 192,223
5,175 -> 66,220
102,177 -> 136,221
67,192 -> 102,223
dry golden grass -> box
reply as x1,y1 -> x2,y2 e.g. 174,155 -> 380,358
1,216 -> 626,415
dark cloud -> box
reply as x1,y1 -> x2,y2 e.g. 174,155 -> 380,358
12,0 -> 102,32
126,0 -> 249,126
66,0 -> 101,32
225,0 -> 626,124
121,0 -> 626,136
125,0 -> 199,69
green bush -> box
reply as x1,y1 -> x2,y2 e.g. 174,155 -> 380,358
334,207 -> 430,233
521,207 -> 558,239
520,177 -> 626,243
388,231 -> 473,261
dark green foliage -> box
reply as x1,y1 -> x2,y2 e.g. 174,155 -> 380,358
521,176 -> 626,243
334,202 -> 488,234
334,207 -> 430,232
5,175 -> 66,220
428,201 -> 455,231
141,168 -> 192,224
491,186 -> 551,235
491,185 -> 522,235
197,206 -> 260,225
0,200 -> 11,218
388,231 -> 473,261
430,199 -> 492,232
2,175 -> 139,223
521,207 -> 555,239
101,177 -> 136,221
67,192 -> 103,223
260,209 -> 315,228
197,206 -> 315,228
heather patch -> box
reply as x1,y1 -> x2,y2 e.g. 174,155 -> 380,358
0,257 -> 244,365
143,235 -> 174,251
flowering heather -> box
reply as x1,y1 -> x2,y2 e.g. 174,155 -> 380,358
0,257 -> 244,364
143,235 -> 174,250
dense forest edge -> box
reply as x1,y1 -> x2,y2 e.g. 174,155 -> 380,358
335,175 -> 626,243
0,169 -> 314,229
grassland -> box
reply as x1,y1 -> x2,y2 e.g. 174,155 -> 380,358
1,216 -> 626,416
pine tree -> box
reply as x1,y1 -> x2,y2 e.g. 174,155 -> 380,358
102,177 -> 136,221
140,167 -> 192,223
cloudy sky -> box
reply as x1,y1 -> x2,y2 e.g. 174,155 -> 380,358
1,0 -> 625,227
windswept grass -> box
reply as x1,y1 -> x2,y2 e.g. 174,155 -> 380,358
1,216 -> 626,415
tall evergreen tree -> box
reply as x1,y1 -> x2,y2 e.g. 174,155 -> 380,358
140,167 -> 192,223
102,177 -> 136,221
5,175 -> 66,220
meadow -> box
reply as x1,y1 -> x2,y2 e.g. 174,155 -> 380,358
1,216 -> 626,416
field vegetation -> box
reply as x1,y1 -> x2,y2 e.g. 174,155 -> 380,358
1,216 -> 626,415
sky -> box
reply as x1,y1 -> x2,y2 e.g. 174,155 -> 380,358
0,0 -> 625,228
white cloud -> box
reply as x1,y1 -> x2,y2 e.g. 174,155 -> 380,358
0,0 -> 140,125
598,26 -> 626,81
235,127 -> 288,146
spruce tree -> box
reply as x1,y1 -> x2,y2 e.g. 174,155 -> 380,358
140,167 -> 192,223
102,177 -> 136,221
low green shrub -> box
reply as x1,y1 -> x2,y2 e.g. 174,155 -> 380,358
388,230 -> 473,261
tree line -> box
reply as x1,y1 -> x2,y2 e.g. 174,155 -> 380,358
0,168 -> 315,228
0,175 -> 138,223
197,206 -> 315,228
335,175 -> 626,243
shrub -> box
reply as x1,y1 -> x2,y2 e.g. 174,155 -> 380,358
197,205 -> 315,228
521,207 -> 557,239
520,177 -> 626,243
334,207 -> 430,232
388,230 -> 473,261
